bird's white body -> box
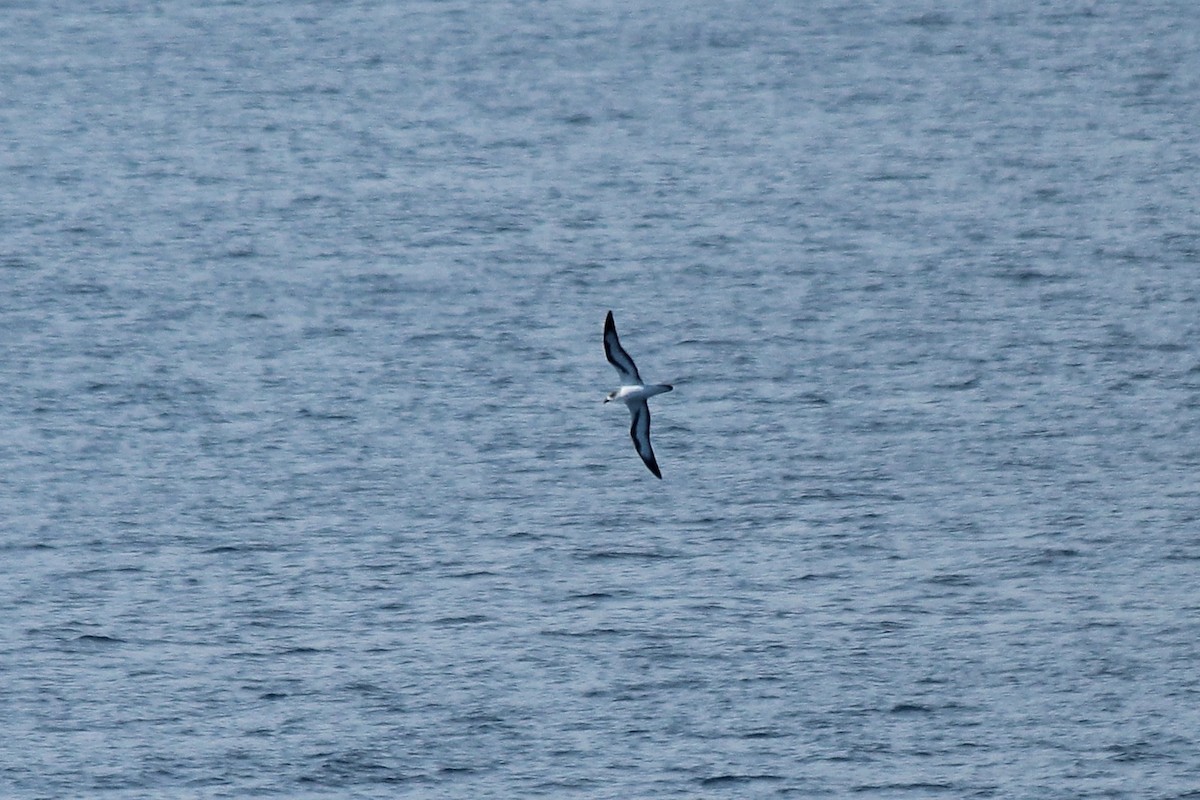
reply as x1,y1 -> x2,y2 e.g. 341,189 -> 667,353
610,383 -> 672,404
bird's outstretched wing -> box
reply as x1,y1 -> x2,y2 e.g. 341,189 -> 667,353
629,399 -> 662,478
604,311 -> 642,385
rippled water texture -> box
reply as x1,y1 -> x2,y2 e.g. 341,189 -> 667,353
2,1 -> 1199,797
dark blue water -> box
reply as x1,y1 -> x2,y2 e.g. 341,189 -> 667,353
3,1 -> 1199,797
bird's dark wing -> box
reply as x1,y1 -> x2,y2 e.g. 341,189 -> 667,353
629,400 -> 662,478
604,311 -> 642,385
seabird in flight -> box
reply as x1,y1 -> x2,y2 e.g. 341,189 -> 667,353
603,310 -> 673,478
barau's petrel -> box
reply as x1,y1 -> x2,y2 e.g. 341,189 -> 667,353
603,310 -> 673,478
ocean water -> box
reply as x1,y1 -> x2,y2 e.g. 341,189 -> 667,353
2,1 -> 1200,797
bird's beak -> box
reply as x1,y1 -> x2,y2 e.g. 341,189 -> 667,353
603,397 -> 610,403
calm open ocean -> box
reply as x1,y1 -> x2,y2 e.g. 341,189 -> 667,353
2,1 -> 1199,797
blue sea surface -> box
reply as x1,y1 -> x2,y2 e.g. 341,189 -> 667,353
3,1 -> 1199,797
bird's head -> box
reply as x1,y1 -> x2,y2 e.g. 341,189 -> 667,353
604,391 -> 617,404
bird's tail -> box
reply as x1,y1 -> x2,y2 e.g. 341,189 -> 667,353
646,384 -> 673,397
